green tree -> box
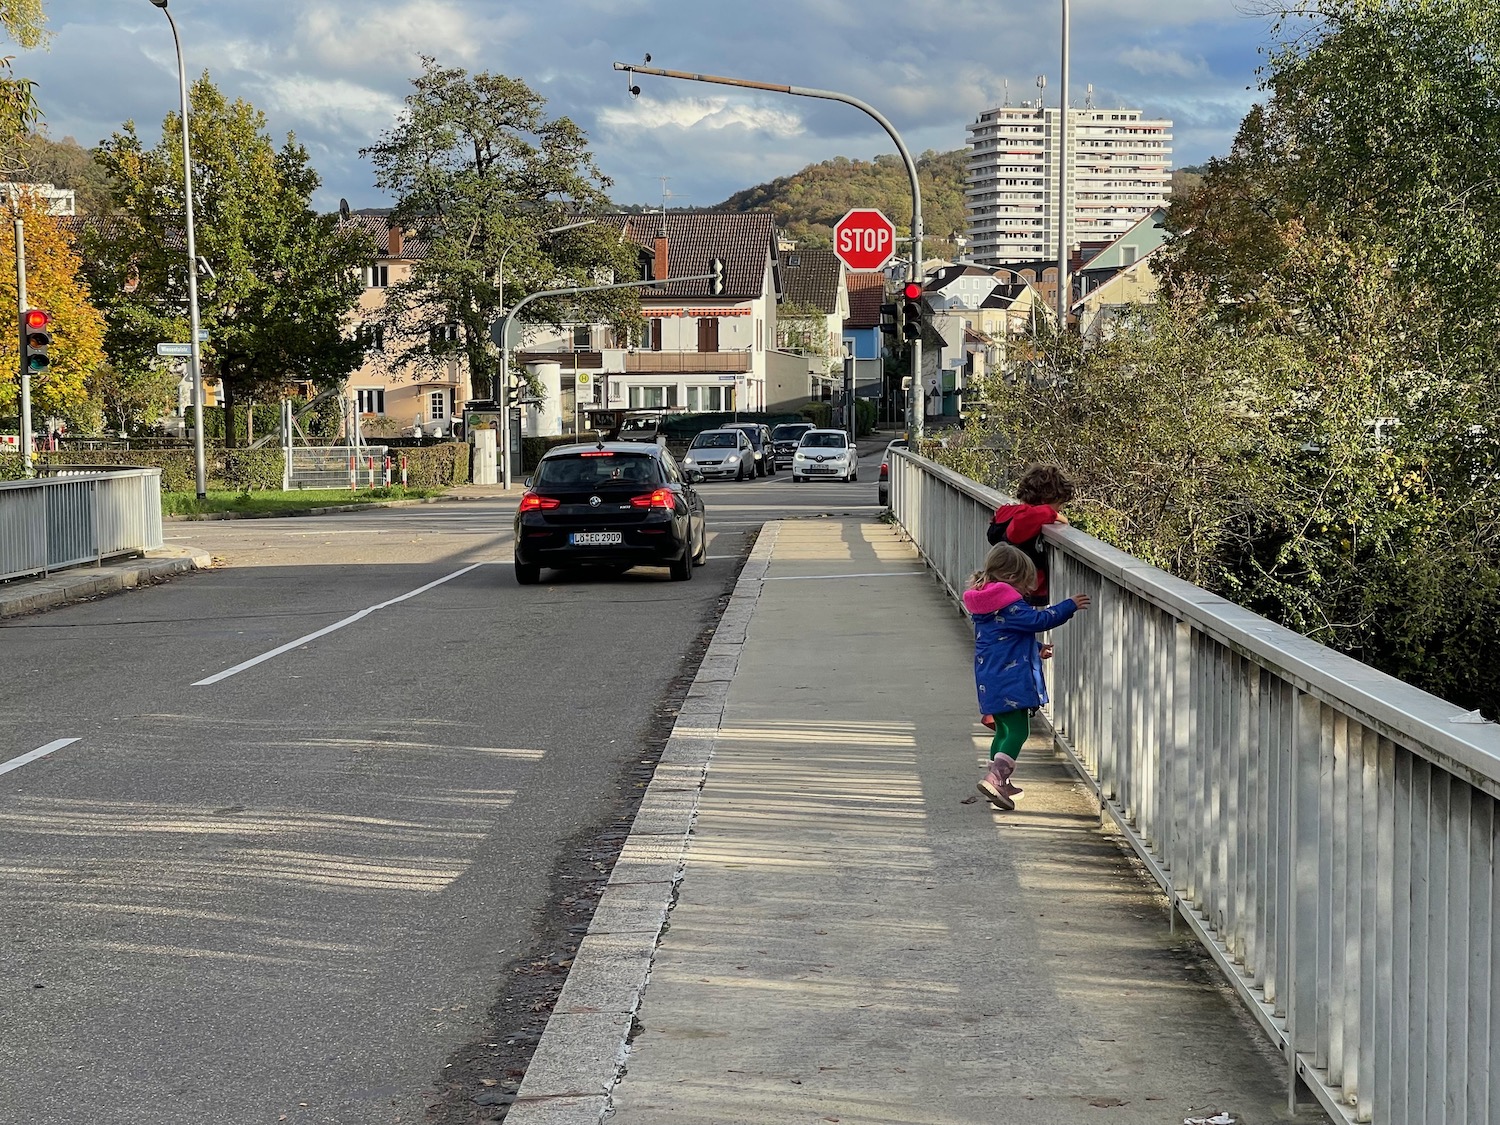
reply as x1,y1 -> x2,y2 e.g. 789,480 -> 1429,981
89,74 -> 370,445
362,59 -> 641,400
86,361 -> 177,436
0,0 -> 46,169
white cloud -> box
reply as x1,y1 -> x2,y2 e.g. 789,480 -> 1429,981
296,1 -> 489,70
1119,47 -> 1209,81
598,95 -> 803,138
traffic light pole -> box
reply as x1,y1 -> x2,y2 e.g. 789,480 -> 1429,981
491,265 -> 723,489
14,216 -> 32,473
612,63 -> 924,444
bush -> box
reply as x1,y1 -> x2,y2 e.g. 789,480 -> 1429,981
34,448 -> 202,491
391,442 -> 470,488
0,452 -> 24,480
222,449 -> 286,491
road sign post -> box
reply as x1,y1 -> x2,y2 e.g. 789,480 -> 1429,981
832,209 -> 896,273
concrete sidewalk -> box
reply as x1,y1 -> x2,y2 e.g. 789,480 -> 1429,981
508,518 -> 1327,1125
0,546 -> 210,619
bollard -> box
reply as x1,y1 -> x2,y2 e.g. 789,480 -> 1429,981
383,456 -> 392,488
348,455 -> 356,490
367,456 -> 376,489
400,454 -> 408,488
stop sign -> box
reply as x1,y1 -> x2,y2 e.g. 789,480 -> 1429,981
833,208 -> 896,272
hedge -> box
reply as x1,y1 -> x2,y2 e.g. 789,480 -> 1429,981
24,442 -> 471,491
0,452 -> 24,481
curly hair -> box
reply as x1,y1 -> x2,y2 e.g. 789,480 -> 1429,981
1014,463 -> 1075,506
970,543 -> 1037,594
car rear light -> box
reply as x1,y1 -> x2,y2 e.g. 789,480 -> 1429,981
879,461 -> 889,480
630,488 -> 676,510
518,492 -> 561,512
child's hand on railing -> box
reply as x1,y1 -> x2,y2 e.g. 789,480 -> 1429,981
1071,593 -> 1092,610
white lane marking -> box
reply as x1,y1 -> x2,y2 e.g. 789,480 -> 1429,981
193,562 -> 488,687
1,738 -> 81,777
762,571 -> 927,582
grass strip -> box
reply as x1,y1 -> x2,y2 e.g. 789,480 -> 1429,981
162,487 -> 441,517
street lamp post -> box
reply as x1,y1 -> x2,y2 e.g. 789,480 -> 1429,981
148,0 -> 207,500
1057,0 -> 1071,330
495,219 -> 595,489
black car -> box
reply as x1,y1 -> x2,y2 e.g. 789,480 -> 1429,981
513,442 -> 707,584
724,422 -> 777,477
770,422 -> 815,469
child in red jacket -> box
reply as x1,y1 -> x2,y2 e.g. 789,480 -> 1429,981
987,464 -> 1075,607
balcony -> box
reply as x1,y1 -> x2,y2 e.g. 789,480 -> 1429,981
625,350 -> 752,374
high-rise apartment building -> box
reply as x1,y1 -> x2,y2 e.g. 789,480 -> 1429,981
965,102 -> 1172,267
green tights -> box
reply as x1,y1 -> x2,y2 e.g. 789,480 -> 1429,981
989,710 -> 1030,761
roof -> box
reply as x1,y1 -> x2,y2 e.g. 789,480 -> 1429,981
338,214 -> 431,260
606,211 -> 779,300
778,248 -> 841,313
56,214 -> 187,253
845,271 -> 885,329
924,264 -> 999,292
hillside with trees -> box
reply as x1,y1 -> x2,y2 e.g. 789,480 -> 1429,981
714,149 -> 969,259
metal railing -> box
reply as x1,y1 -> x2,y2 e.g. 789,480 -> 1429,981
890,449 -> 1500,1125
0,468 -> 164,582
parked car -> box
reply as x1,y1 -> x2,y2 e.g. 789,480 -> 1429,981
770,422 -> 815,469
682,428 -> 757,481
877,437 -> 909,506
791,428 -> 858,482
513,442 -> 707,585
723,422 -> 776,477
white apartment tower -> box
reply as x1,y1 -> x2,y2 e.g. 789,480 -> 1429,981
965,102 -> 1172,267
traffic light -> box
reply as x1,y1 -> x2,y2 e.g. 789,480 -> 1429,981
22,309 -> 52,372
709,257 -> 725,296
900,281 -> 923,342
879,302 -> 897,339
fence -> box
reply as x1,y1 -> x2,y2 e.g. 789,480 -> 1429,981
286,446 -> 391,490
0,468 -> 164,582
889,449 -> 1500,1125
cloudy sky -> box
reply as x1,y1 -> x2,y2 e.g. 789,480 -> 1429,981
20,0 -> 1280,213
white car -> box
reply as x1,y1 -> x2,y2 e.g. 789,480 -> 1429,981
791,429 -> 858,482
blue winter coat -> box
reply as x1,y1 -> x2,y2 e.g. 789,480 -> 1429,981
962,581 -> 1081,715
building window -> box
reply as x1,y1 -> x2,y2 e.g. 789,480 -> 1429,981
430,322 -> 459,349
628,385 -> 678,409
359,324 -> 386,352
697,317 -> 720,353
356,388 -> 385,415
649,318 -> 663,352
686,385 -> 732,412
572,325 -> 592,350
364,265 -> 389,288
429,390 -> 446,420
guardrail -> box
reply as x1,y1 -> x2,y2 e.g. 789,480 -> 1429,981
890,449 -> 1500,1125
0,468 -> 164,582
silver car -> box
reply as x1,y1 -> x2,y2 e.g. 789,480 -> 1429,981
682,428 -> 757,481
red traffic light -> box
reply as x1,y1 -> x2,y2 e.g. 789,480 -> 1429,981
24,308 -> 50,330
902,281 -> 922,301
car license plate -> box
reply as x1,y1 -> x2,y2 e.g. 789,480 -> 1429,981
570,531 -> 623,546
810,466 -> 837,474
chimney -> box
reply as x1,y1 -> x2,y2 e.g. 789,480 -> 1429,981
653,236 -> 669,281
387,222 -> 403,258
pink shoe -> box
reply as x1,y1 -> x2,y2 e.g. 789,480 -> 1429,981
978,756 -> 1016,811
980,714 -> 996,730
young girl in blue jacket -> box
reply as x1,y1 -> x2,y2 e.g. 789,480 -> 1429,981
962,543 -> 1091,810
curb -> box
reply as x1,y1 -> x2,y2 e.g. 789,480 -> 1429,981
502,521 -> 781,1125
0,547 -> 212,619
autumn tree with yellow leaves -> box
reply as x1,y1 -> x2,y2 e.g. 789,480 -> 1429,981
0,192 -> 106,426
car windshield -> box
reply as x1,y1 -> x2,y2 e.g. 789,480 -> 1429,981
727,426 -> 761,446
772,425 -> 810,441
535,453 -> 660,488
691,432 -> 739,449
618,420 -> 659,436
800,432 -> 847,449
